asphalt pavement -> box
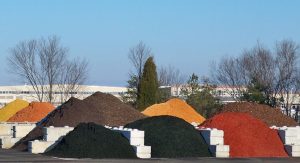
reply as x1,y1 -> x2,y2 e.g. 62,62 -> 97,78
0,149 -> 300,163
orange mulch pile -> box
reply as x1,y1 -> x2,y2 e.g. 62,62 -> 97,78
142,98 -> 206,124
7,102 -> 55,122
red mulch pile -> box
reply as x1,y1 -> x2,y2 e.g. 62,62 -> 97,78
201,112 -> 288,157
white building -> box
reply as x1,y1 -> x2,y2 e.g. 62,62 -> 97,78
0,85 -> 127,107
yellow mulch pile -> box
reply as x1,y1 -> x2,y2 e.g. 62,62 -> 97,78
0,99 -> 29,121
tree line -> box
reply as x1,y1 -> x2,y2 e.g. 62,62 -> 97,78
7,36 -> 299,119
122,40 -> 300,118
212,40 -> 300,115
121,41 -> 220,118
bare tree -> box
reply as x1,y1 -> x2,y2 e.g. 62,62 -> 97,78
212,40 -> 300,109
212,56 -> 247,100
275,40 -> 299,114
39,36 -> 68,103
57,58 -> 88,103
158,65 -> 185,86
8,36 -> 88,103
158,65 -> 186,97
123,41 -> 152,107
8,40 -> 46,101
241,43 -> 276,101
128,41 -> 152,82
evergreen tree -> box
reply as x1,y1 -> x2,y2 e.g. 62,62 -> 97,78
242,78 -> 269,105
137,57 -> 159,111
181,73 -> 221,118
120,74 -> 138,108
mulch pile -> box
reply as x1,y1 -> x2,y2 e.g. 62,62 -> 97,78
216,102 -> 298,127
125,115 -> 211,158
201,112 -> 288,157
13,92 -> 145,151
45,122 -> 137,159
142,98 -> 206,124
7,102 -> 55,122
0,99 -> 29,121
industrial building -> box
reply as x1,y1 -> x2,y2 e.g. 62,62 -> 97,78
0,85 -> 127,107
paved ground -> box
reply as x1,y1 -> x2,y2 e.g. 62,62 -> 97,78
0,149 -> 300,163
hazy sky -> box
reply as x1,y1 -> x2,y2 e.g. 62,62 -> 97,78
1,0 -> 300,86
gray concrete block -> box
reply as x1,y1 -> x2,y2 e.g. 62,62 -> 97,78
213,151 -> 230,158
132,145 -> 151,153
0,137 -> 21,149
28,140 -> 58,154
209,145 -> 230,153
13,125 -> 36,138
43,126 -> 74,142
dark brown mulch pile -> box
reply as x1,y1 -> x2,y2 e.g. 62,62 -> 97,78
215,102 -> 298,127
13,92 -> 145,151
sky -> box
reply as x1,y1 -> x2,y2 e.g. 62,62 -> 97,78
1,0 -> 300,86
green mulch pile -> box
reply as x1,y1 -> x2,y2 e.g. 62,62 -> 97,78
125,115 -> 212,158
45,122 -> 137,159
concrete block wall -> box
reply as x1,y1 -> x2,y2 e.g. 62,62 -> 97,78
0,122 -> 36,149
106,126 -> 151,159
274,126 -> 300,157
196,127 -> 230,158
28,140 -> 57,154
13,125 -> 36,138
0,123 -> 13,136
43,126 -> 74,142
29,126 -> 74,154
0,137 -> 21,149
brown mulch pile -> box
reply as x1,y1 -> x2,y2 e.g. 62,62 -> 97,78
215,102 -> 298,127
13,92 -> 145,151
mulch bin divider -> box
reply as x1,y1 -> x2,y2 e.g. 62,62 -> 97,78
195,126 -> 230,158
28,126 -> 74,154
0,122 -> 36,149
109,126 -> 151,158
271,126 -> 300,157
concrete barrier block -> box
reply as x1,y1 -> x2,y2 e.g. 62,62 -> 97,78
129,137 -> 144,146
290,152 -> 300,157
278,129 -> 297,138
213,151 -> 230,158
43,126 -> 74,142
0,137 -> 21,149
13,125 -> 36,138
0,124 -> 13,136
281,137 -> 299,145
132,145 -> 151,153
200,129 -> 224,137
205,137 -> 224,145
119,130 -> 144,139
209,145 -> 230,153
28,140 -> 57,154
285,145 -> 300,154
136,153 -> 151,159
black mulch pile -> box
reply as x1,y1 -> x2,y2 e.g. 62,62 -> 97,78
125,115 -> 212,158
45,122 -> 137,159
